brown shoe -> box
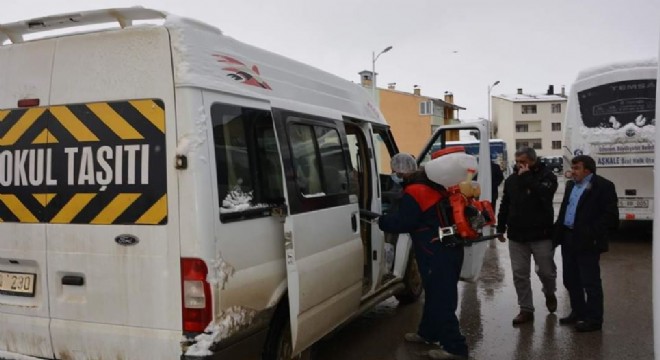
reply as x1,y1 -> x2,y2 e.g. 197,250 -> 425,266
512,311 -> 534,325
545,293 -> 557,313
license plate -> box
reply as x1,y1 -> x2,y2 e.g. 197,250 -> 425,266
618,199 -> 649,208
0,271 -> 36,297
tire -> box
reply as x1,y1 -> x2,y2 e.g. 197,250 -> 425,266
395,250 -> 423,304
263,303 -> 314,360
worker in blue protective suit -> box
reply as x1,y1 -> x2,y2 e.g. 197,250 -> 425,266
378,152 -> 468,360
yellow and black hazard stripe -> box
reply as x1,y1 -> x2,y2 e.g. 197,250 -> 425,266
0,99 -> 167,225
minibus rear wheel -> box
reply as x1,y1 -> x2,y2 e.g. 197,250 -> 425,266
395,251 -> 423,304
263,303 -> 314,360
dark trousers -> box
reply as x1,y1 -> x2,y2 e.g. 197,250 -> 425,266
413,242 -> 467,356
561,232 -> 603,324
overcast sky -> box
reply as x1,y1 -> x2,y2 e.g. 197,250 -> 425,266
1,0 -> 658,120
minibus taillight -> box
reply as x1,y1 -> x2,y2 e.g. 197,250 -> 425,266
181,258 -> 212,333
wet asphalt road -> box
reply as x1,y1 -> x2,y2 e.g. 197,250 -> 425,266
314,177 -> 654,360
315,225 -> 653,360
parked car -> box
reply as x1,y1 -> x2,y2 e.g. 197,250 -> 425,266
540,156 -> 563,173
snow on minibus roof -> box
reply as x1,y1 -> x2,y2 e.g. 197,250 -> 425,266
163,13 -> 386,125
0,7 -> 386,126
576,58 -> 658,81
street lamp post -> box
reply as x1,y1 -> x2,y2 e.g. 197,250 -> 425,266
372,46 -> 393,100
488,80 -> 500,138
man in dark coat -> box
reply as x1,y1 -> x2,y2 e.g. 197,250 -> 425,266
379,152 -> 468,360
554,155 -> 618,332
497,147 -> 558,325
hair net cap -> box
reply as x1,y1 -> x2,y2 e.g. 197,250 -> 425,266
391,153 -> 417,173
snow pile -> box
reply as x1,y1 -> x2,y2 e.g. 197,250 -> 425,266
184,306 -> 258,357
578,122 -> 656,147
206,251 -> 235,290
221,185 -> 254,212
220,185 -> 271,213
165,15 -> 191,83
302,192 -> 326,198
577,58 -> 658,81
165,14 -> 223,84
176,106 -> 208,156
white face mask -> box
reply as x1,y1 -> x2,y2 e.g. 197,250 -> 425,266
390,173 -> 403,184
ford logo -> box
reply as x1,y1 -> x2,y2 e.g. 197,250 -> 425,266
625,128 -> 636,137
115,234 -> 139,246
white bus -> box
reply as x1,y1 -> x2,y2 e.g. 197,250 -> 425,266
564,58 -> 657,221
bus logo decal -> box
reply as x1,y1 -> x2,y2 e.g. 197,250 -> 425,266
213,54 -> 273,90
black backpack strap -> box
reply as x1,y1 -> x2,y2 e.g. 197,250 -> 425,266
433,192 -> 463,246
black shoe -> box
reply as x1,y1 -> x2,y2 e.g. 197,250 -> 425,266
559,313 -> 580,325
575,320 -> 602,332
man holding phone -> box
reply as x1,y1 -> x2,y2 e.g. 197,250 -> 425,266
497,147 -> 559,325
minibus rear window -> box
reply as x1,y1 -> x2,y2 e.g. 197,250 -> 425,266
210,104 -> 285,222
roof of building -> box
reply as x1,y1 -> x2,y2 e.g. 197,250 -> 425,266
380,88 -> 466,110
434,98 -> 466,110
493,93 -> 567,103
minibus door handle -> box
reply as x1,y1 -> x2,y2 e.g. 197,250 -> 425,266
351,211 -> 358,232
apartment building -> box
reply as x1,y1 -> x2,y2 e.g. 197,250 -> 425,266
491,85 -> 567,161
358,70 -> 464,157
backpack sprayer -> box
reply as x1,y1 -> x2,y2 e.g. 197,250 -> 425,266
360,146 -> 500,246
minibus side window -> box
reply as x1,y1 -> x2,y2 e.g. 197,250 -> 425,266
211,104 -> 284,222
289,124 -> 324,195
289,123 -> 349,197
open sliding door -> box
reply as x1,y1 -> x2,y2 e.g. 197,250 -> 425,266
273,109 -> 363,355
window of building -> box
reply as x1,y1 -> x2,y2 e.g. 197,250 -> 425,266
516,123 -> 529,132
521,105 -> 537,114
419,100 -> 433,115
551,103 -> 562,113
552,141 -> 562,149
515,140 -> 529,149
552,122 -> 561,131
211,104 -> 285,222
515,139 -> 542,150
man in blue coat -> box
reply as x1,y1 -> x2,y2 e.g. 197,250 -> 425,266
379,152 -> 467,360
554,155 -> 618,332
